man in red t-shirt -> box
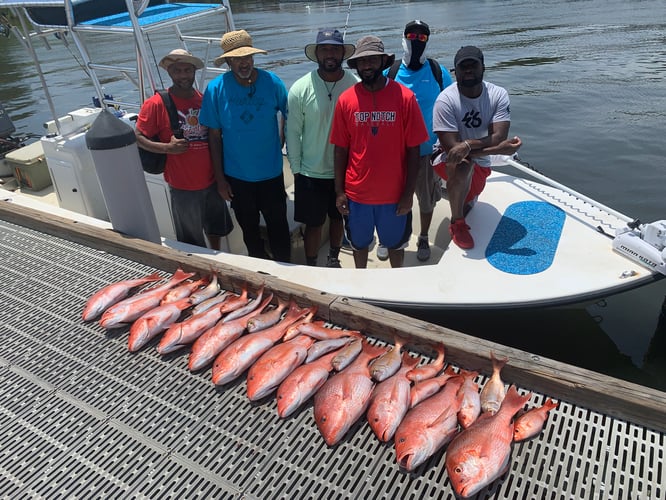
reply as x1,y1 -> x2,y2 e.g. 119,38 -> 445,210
331,36 -> 428,268
136,49 -> 232,249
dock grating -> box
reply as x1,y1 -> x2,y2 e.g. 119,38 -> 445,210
0,219 -> 663,499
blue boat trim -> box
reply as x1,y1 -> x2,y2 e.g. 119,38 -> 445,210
81,3 -> 218,28
486,200 -> 565,275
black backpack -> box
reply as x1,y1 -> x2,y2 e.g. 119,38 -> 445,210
138,90 -> 181,175
387,58 -> 445,91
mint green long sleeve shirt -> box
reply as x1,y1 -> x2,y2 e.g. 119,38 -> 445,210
286,69 -> 358,178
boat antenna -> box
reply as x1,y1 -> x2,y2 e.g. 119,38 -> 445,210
342,0 -> 353,37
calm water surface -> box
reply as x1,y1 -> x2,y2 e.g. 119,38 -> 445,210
1,0 -> 664,390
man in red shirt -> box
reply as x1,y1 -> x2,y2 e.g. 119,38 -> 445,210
331,36 -> 428,268
136,49 -> 232,249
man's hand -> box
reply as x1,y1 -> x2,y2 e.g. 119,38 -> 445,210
336,193 -> 349,215
167,136 -> 189,155
216,178 -> 233,201
499,135 -> 522,155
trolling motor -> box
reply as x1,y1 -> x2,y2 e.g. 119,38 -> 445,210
612,220 -> 666,275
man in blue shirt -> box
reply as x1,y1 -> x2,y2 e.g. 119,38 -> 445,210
200,30 -> 291,262
381,20 -> 453,262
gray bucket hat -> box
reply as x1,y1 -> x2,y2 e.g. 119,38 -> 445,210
305,29 -> 355,62
346,36 -> 395,70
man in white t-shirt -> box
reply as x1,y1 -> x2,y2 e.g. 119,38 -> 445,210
432,46 -> 522,249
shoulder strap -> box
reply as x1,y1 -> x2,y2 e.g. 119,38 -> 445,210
427,58 -> 444,91
386,60 -> 402,81
156,90 -> 180,133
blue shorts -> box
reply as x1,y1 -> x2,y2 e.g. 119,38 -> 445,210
344,200 -> 412,250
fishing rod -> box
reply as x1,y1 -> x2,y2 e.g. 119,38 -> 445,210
342,0 -> 353,37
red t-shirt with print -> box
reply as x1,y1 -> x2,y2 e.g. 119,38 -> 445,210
330,79 -> 428,204
136,90 -> 215,191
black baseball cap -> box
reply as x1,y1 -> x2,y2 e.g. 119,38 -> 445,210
454,46 -> 484,67
404,20 -> 430,36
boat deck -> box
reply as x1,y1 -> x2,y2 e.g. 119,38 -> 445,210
0,216 -> 663,498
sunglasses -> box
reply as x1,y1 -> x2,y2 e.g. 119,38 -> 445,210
405,32 -> 428,42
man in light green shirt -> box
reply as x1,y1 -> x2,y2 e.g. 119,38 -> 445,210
286,29 -> 358,267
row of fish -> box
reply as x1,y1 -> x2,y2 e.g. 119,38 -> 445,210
81,269 -> 558,498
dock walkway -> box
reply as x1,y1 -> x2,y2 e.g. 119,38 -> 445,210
0,205 -> 664,499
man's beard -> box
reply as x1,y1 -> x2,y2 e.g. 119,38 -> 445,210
459,76 -> 483,88
319,58 -> 343,74
360,68 -> 383,85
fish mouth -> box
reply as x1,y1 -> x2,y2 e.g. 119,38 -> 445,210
396,451 -> 423,472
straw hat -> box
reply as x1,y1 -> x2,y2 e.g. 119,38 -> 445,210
159,49 -> 204,70
214,30 -> 268,67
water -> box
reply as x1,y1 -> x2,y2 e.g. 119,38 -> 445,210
1,0 -> 664,390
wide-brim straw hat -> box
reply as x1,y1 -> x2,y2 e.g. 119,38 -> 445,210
304,28 -> 355,62
214,29 -> 267,67
347,35 -> 395,70
159,49 -> 204,70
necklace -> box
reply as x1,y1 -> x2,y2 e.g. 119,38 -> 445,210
323,80 -> 338,101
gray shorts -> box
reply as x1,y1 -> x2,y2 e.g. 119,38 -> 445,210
414,154 -> 442,213
170,184 -> 233,247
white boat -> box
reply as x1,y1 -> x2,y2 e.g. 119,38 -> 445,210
1,0 -> 664,310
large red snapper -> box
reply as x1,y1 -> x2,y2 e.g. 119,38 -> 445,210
127,297 -> 192,352
276,348 -> 342,419
82,272 -> 162,321
513,398 -> 558,442
99,268 -> 194,329
188,293 -> 273,372
394,376 -> 464,471
246,334 -> 315,401
366,352 -> 419,442
445,385 -> 532,498
313,342 -> 387,446
210,303 -> 312,385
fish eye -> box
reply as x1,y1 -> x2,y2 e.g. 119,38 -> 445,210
455,467 -> 462,473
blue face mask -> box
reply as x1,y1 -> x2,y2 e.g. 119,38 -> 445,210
402,37 -> 427,69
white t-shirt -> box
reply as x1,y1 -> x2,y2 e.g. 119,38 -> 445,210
432,81 -> 510,167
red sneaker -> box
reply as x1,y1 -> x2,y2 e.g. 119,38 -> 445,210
449,218 -> 474,249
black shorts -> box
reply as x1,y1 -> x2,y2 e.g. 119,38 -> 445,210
293,174 -> 342,227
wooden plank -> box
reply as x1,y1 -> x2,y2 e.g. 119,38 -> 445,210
2,199 -> 666,433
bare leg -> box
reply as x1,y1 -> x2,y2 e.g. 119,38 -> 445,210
388,248 -> 404,268
447,160 -> 474,221
419,210 -> 434,237
353,248 -> 369,268
207,234 -> 222,250
329,218 -> 344,248
304,225 -> 323,264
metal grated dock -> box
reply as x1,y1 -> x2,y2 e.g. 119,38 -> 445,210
0,219 -> 663,499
